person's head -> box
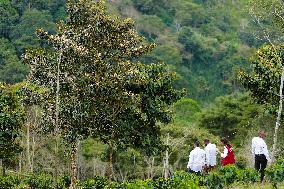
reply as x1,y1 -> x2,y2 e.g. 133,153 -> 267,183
194,141 -> 200,148
204,139 -> 210,146
258,130 -> 267,139
220,137 -> 229,146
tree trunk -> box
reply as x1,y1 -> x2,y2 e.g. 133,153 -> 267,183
19,154 -> 22,173
3,164 -> 6,176
69,143 -> 78,189
151,157 -> 155,179
0,159 -> 3,176
108,145 -> 113,181
26,123 -> 31,172
55,45 -> 62,187
272,65 -> 284,161
133,155 -> 136,177
31,131 -> 35,172
93,158 -> 96,177
28,2 -> 31,12
54,135 -> 60,188
164,133 -> 170,179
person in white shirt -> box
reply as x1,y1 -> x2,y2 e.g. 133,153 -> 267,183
204,139 -> 217,172
187,141 -> 206,175
251,130 -> 271,182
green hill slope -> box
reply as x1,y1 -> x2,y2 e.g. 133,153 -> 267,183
0,0 -> 262,102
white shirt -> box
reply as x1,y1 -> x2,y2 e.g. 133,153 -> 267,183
221,146 -> 229,158
187,147 -> 206,172
205,143 -> 217,166
251,137 -> 270,161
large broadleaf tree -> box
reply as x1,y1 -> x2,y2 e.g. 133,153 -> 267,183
23,0 -> 183,187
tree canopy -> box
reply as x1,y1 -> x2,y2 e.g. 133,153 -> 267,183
238,45 -> 284,110
0,83 -> 24,173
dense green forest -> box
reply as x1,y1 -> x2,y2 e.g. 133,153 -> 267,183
0,0 -> 262,102
1,0 -> 284,188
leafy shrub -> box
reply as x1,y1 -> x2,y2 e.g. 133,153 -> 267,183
235,156 -> 247,169
78,176 -> 109,189
0,174 -> 20,189
57,175 -> 71,189
266,159 -> 284,189
104,181 -> 124,189
236,168 -> 260,184
122,179 -> 153,189
1,162 -> 284,189
204,172 -> 224,189
24,173 -> 53,189
171,171 -> 199,188
219,165 -> 237,186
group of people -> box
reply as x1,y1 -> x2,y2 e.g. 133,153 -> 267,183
187,131 -> 270,182
187,137 -> 235,175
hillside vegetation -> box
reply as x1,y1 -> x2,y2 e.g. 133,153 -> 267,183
0,0 -> 261,102
1,0 -> 284,189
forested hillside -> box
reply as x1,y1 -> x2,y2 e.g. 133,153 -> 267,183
2,1 -> 284,188
0,0 -> 262,102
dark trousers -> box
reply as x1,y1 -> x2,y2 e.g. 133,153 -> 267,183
188,168 -> 201,176
254,154 -> 267,182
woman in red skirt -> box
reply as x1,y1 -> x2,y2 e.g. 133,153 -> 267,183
219,137 -> 235,166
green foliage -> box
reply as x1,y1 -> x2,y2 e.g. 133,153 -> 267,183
137,15 -> 166,40
24,173 -> 53,189
236,168 -> 260,184
238,45 -> 284,110
57,175 -> 71,189
131,0 -> 174,25
0,174 -> 20,189
122,179 -> 154,189
204,166 -> 260,189
0,38 -> 28,84
198,93 -> 262,142
266,159 -> 284,189
145,45 -> 182,66
0,166 -> 281,189
171,0 -> 207,27
235,155 -> 247,169
219,165 -> 238,186
0,0 -> 19,38
0,83 -> 24,172
248,0 -> 284,45
24,0 -> 183,155
78,176 -> 108,189
178,26 -> 219,64
0,173 -> 68,189
0,0 -> 264,102
204,172 -> 224,189
11,9 -> 55,54
11,0 -> 66,17
173,98 -> 201,122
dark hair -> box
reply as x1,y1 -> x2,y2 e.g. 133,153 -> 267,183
204,139 -> 210,143
221,137 -> 231,147
194,141 -> 200,147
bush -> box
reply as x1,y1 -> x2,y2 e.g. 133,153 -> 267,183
0,174 -> 20,189
236,168 -> 260,184
219,165 -> 238,186
57,175 -> 71,189
171,171 -> 200,188
24,173 -> 53,189
1,162 -> 284,189
123,179 -> 153,189
235,156 -> 247,169
204,172 -> 224,189
78,176 -> 108,189
266,159 -> 284,189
